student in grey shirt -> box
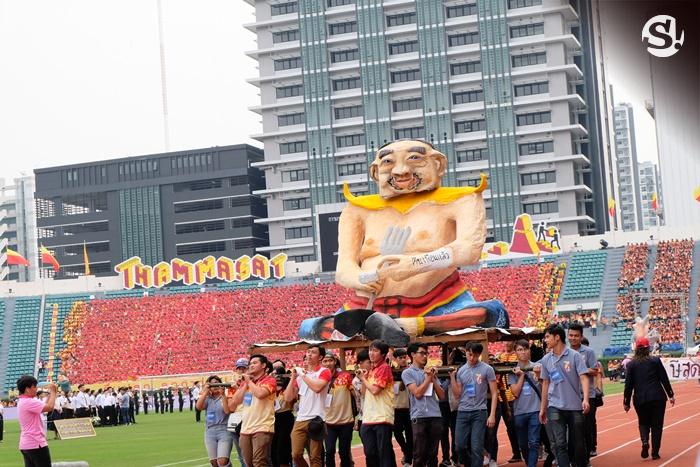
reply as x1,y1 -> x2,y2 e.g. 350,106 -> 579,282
568,324 -> 600,459
450,342 -> 497,467
539,324 -> 589,467
508,339 -> 542,467
401,343 -> 445,467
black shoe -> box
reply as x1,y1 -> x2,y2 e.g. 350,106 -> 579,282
641,443 -> 649,459
508,457 -> 523,463
590,450 -> 598,457
652,453 -> 660,460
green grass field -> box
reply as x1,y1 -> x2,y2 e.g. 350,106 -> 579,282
0,382 -> 626,466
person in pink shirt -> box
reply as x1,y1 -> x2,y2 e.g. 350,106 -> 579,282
17,375 -> 57,467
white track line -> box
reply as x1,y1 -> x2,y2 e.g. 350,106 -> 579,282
153,458 -> 208,467
658,441 -> 700,467
595,412 -> 700,458
596,397 -> 700,434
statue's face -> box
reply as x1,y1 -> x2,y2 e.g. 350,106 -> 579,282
370,140 -> 447,199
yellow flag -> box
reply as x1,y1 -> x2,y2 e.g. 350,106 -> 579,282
83,242 -> 90,276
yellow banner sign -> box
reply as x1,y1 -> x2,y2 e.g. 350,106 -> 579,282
115,253 -> 287,289
54,418 -> 96,440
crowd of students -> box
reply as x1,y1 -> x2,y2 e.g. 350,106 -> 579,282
187,323 -> 634,467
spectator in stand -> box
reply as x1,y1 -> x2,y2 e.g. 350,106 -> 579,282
284,345 -> 331,467
17,376 -> 58,467
624,337 -> 675,460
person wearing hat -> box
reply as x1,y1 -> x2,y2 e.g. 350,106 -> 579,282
623,336 -> 675,460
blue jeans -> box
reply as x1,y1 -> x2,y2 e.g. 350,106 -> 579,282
545,407 -> 586,467
514,412 -> 541,467
120,407 -> 130,425
455,410 -> 487,467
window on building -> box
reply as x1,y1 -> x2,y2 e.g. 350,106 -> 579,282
273,30 -> 299,43
331,49 -> 359,63
332,76 -> 361,91
510,23 -> 544,38
454,119 -> 486,133
329,21 -> 357,35
338,161 -> 367,176
173,179 -> 223,192
230,196 -> 252,207
389,40 -> 418,55
450,60 -> 481,75
512,52 -> 546,67
519,141 -> 554,155
289,254 -> 316,263
334,105 -> 363,119
508,0 -> 542,8
283,197 -> 311,210
516,111 -> 551,126
335,134 -> 364,148
274,57 -> 302,71
514,81 -> 549,96
285,226 -> 313,239
328,0 -> 354,6
458,178 -> 482,187
232,217 -> 254,228
452,89 -> 483,104
457,148 -> 488,162
445,4 -> 477,18
394,127 -> 424,139
523,200 -> 558,215
174,199 -> 224,213
391,69 -> 420,83
282,168 -> 310,182
392,97 -> 422,112
278,113 -> 306,126
448,32 -> 480,47
230,175 -> 249,186
175,220 -> 226,235
177,241 -> 227,255
271,2 -> 297,16
276,84 -> 303,98
61,193 -> 108,216
521,171 -> 556,186
386,12 -> 416,27
279,141 -> 307,154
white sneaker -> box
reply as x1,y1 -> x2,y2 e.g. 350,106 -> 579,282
483,456 -> 490,466
489,460 -> 498,467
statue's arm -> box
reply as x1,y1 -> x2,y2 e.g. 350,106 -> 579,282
335,205 -> 372,292
445,193 -> 487,267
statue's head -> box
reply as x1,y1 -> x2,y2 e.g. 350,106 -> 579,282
370,139 -> 448,199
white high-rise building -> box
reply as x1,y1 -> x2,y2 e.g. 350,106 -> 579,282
613,104 -> 642,231
638,161 -> 663,230
246,0 -> 614,270
0,176 -> 38,282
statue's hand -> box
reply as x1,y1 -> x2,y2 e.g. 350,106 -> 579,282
376,255 -> 415,282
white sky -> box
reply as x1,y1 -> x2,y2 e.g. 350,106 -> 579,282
0,0 -> 262,181
0,1 -> 656,183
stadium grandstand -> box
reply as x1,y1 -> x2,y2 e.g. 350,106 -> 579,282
0,228 -> 699,395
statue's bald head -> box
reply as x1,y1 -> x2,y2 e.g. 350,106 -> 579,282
370,139 -> 448,199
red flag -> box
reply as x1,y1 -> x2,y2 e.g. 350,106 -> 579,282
6,248 -> 29,267
40,246 -> 60,272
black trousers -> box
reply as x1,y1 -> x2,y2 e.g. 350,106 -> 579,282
438,401 -> 452,463
584,400 -> 598,452
21,446 -> 52,467
486,401 -> 520,460
325,423 -> 353,467
75,407 -> 89,418
272,411 -> 294,467
195,408 -> 201,422
361,423 -> 397,467
635,399 -> 667,456
0,414 -> 3,441
412,417 -> 443,467
394,408 -> 413,462
169,399 -> 174,413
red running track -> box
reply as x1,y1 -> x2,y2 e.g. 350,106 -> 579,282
348,380 -> 700,467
